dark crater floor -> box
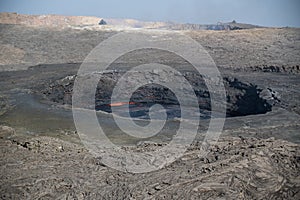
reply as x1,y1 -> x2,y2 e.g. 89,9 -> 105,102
43,70 -> 272,120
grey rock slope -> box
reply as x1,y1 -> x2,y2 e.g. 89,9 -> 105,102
1,24 -> 299,72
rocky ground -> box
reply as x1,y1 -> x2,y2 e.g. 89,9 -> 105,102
0,13 -> 300,199
0,125 -> 299,199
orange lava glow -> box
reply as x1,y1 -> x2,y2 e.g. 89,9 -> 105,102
109,102 -> 136,107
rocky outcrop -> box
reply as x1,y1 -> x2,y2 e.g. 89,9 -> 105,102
98,19 -> 107,25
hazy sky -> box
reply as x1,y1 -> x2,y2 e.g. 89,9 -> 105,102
0,0 -> 299,27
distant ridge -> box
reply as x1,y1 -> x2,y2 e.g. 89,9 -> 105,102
0,12 -> 262,30
0,12 -> 101,28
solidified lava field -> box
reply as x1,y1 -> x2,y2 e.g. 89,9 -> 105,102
0,13 -> 300,199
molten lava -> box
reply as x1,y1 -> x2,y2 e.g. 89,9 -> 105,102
109,102 -> 136,107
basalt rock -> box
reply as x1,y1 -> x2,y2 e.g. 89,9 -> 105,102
0,126 -> 299,199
